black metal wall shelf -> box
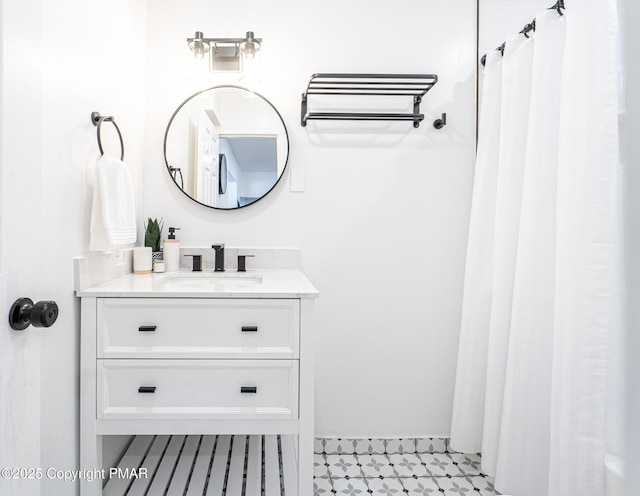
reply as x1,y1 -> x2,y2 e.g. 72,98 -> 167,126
301,73 -> 438,128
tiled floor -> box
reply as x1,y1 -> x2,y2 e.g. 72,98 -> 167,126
314,438 -> 499,496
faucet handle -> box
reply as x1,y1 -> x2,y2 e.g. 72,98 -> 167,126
183,254 -> 202,272
212,243 -> 225,250
237,254 -> 255,272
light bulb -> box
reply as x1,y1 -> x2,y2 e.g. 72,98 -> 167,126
241,44 -> 258,59
240,51 -> 260,88
193,42 -> 207,59
188,32 -> 210,60
188,51 -> 212,91
239,31 -> 260,60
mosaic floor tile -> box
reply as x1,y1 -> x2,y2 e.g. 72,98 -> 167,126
325,438 -> 357,455
332,477 -> 369,495
385,438 -> 417,454
366,476 -> 406,495
314,437 -> 325,454
434,475 -> 478,495
354,438 -> 387,455
416,437 -> 447,454
447,453 -> 482,476
358,454 -> 397,478
317,438 -> 499,495
387,453 -> 431,478
467,475 -> 499,496
326,454 -> 363,478
314,453 -> 331,479
313,477 -> 334,496
401,476 -> 442,495
418,453 -> 464,477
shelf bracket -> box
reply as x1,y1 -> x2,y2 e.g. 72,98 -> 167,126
301,93 -> 308,127
413,95 -> 423,129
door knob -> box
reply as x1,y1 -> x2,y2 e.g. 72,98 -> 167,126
9,297 -> 59,331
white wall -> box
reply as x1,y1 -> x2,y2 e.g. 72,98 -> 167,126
479,0 -> 551,55
1,1 -> 146,494
143,0 -> 477,437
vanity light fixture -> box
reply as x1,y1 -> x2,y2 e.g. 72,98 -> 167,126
187,30 -> 261,73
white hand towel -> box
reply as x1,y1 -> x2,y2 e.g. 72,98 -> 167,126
89,175 -> 110,252
89,153 -> 136,251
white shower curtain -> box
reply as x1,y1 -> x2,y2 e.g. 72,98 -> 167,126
481,31 -> 534,477
548,0 -> 622,494
494,10 -> 566,495
450,1 -> 622,495
449,49 -> 503,455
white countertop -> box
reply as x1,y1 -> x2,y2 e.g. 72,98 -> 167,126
75,269 -> 319,298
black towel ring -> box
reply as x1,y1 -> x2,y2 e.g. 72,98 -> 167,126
90,111 -> 124,160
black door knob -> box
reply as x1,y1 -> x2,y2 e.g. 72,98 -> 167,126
9,297 -> 59,331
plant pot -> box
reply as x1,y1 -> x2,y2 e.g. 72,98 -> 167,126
152,251 -> 163,261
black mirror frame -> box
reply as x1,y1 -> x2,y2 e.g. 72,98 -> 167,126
163,85 -> 290,210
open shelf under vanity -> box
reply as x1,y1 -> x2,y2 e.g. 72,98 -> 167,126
104,434 -> 297,496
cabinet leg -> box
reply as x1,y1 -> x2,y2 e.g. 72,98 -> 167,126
298,433 -> 314,495
80,435 -> 102,496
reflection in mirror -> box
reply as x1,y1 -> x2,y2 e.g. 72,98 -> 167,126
218,153 -> 228,195
164,85 -> 289,209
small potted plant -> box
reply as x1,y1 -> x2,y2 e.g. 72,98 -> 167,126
144,217 -> 164,261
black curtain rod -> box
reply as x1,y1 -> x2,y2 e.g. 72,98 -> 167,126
480,0 -> 565,66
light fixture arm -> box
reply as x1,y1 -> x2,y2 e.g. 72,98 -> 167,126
186,31 -> 262,50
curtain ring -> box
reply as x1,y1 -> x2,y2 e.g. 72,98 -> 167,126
91,111 -> 125,161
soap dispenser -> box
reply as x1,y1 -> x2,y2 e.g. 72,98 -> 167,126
163,227 -> 181,272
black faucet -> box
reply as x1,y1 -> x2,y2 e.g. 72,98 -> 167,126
212,244 -> 225,272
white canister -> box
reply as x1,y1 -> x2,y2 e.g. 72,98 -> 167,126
163,239 -> 180,272
133,247 -> 152,274
153,260 -> 166,273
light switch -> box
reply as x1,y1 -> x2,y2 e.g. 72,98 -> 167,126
290,168 -> 305,192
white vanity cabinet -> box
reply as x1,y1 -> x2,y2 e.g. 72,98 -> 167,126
78,269 -> 317,496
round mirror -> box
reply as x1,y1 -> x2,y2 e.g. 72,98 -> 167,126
164,85 -> 289,209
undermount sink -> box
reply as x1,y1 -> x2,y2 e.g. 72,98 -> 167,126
158,272 -> 263,288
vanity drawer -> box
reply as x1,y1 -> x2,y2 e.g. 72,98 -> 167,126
97,298 -> 299,359
97,359 -> 299,420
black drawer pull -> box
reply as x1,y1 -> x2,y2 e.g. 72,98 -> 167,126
138,326 -> 157,332
138,386 -> 156,393
241,386 -> 257,394
241,326 -> 258,332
